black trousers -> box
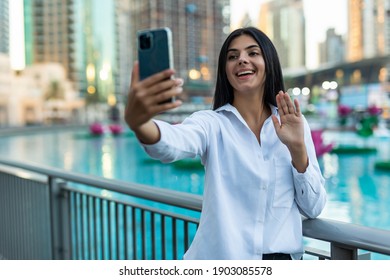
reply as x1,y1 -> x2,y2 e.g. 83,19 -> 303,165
262,253 -> 292,260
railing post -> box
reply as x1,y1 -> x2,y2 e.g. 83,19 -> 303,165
61,187 -> 71,259
48,177 -> 71,260
330,242 -> 358,260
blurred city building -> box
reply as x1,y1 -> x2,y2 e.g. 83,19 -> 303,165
128,0 -> 230,102
0,54 -> 84,126
258,0 -> 306,74
23,0 -> 132,108
347,0 -> 390,61
0,0 -> 9,55
1,0 -> 390,127
0,54 -> 12,126
19,0 -> 231,111
319,28 -> 345,66
285,0 -> 390,123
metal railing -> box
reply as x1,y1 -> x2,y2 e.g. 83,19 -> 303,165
1,158 -> 390,260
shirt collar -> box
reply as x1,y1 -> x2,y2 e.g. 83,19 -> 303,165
215,103 -> 236,113
215,103 -> 279,116
215,103 -> 278,129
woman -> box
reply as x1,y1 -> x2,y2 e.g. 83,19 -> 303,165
125,27 -> 327,260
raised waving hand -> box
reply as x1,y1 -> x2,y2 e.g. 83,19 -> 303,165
271,91 -> 308,172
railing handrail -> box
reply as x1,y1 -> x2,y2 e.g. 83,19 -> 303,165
0,158 -> 203,211
0,124 -> 89,136
1,157 -> 390,258
303,218 -> 390,256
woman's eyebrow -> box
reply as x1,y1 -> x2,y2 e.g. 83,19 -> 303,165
227,45 -> 260,52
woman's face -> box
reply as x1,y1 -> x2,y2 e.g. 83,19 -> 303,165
225,34 -> 266,97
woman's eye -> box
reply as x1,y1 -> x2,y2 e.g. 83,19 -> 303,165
249,52 -> 259,56
228,55 -> 238,60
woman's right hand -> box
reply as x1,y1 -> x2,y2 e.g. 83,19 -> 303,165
124,61 -> 183,143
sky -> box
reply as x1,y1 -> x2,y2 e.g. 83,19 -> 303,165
230,0 -> 348,69
9,0 -> 25,70
9,0 -> 348,70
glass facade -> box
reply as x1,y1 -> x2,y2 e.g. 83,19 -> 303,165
24,0 -> 124,103
23,0 -> 33,65
0,0 -> 9,54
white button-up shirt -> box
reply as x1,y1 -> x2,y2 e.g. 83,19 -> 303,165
142,103 -> 327,260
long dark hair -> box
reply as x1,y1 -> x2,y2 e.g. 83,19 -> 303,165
213,27 -> 285,110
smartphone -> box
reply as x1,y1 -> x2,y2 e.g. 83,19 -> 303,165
137,27 -> 175,103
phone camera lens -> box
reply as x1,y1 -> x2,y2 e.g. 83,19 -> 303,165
140,33 -> 152,50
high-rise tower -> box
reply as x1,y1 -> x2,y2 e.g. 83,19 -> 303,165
347,0 -> 390,61
129,0 -> 230,98
0,0 -> 9,54
23,0 -> 132,103
258,0 -> 306,72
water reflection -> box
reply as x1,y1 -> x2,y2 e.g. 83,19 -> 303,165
319,132 -> 390,231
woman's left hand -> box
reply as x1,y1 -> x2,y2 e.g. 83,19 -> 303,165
271,91 -> 304,146
272,91 -> 308,172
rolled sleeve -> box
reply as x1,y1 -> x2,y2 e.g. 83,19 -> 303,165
141,120 -> 178,162
293,161 -> 327,218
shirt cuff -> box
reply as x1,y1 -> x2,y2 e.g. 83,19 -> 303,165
292,160 -> 318,194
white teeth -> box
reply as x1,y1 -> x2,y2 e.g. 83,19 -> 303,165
237,70 -> 254,76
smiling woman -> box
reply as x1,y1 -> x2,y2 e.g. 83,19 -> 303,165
124,26 -> 326,260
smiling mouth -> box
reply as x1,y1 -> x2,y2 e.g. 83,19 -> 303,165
236,70 -> 255,77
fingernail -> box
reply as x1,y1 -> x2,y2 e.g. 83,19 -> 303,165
176,78 -> 184,87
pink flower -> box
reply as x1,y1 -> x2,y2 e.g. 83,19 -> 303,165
367,105 -> 381,116
311,129 -> 334,157
109,124 -> 123,135
89,123 -> 104,135
338,104 -> 352,117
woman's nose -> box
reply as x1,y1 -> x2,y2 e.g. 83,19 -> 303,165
238,56 -> 248,65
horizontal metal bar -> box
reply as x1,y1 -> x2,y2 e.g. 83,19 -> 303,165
0,124 -> 88,137
304,246 -> 331,259
0,158 -> 203,211
303,218 -> 390,256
